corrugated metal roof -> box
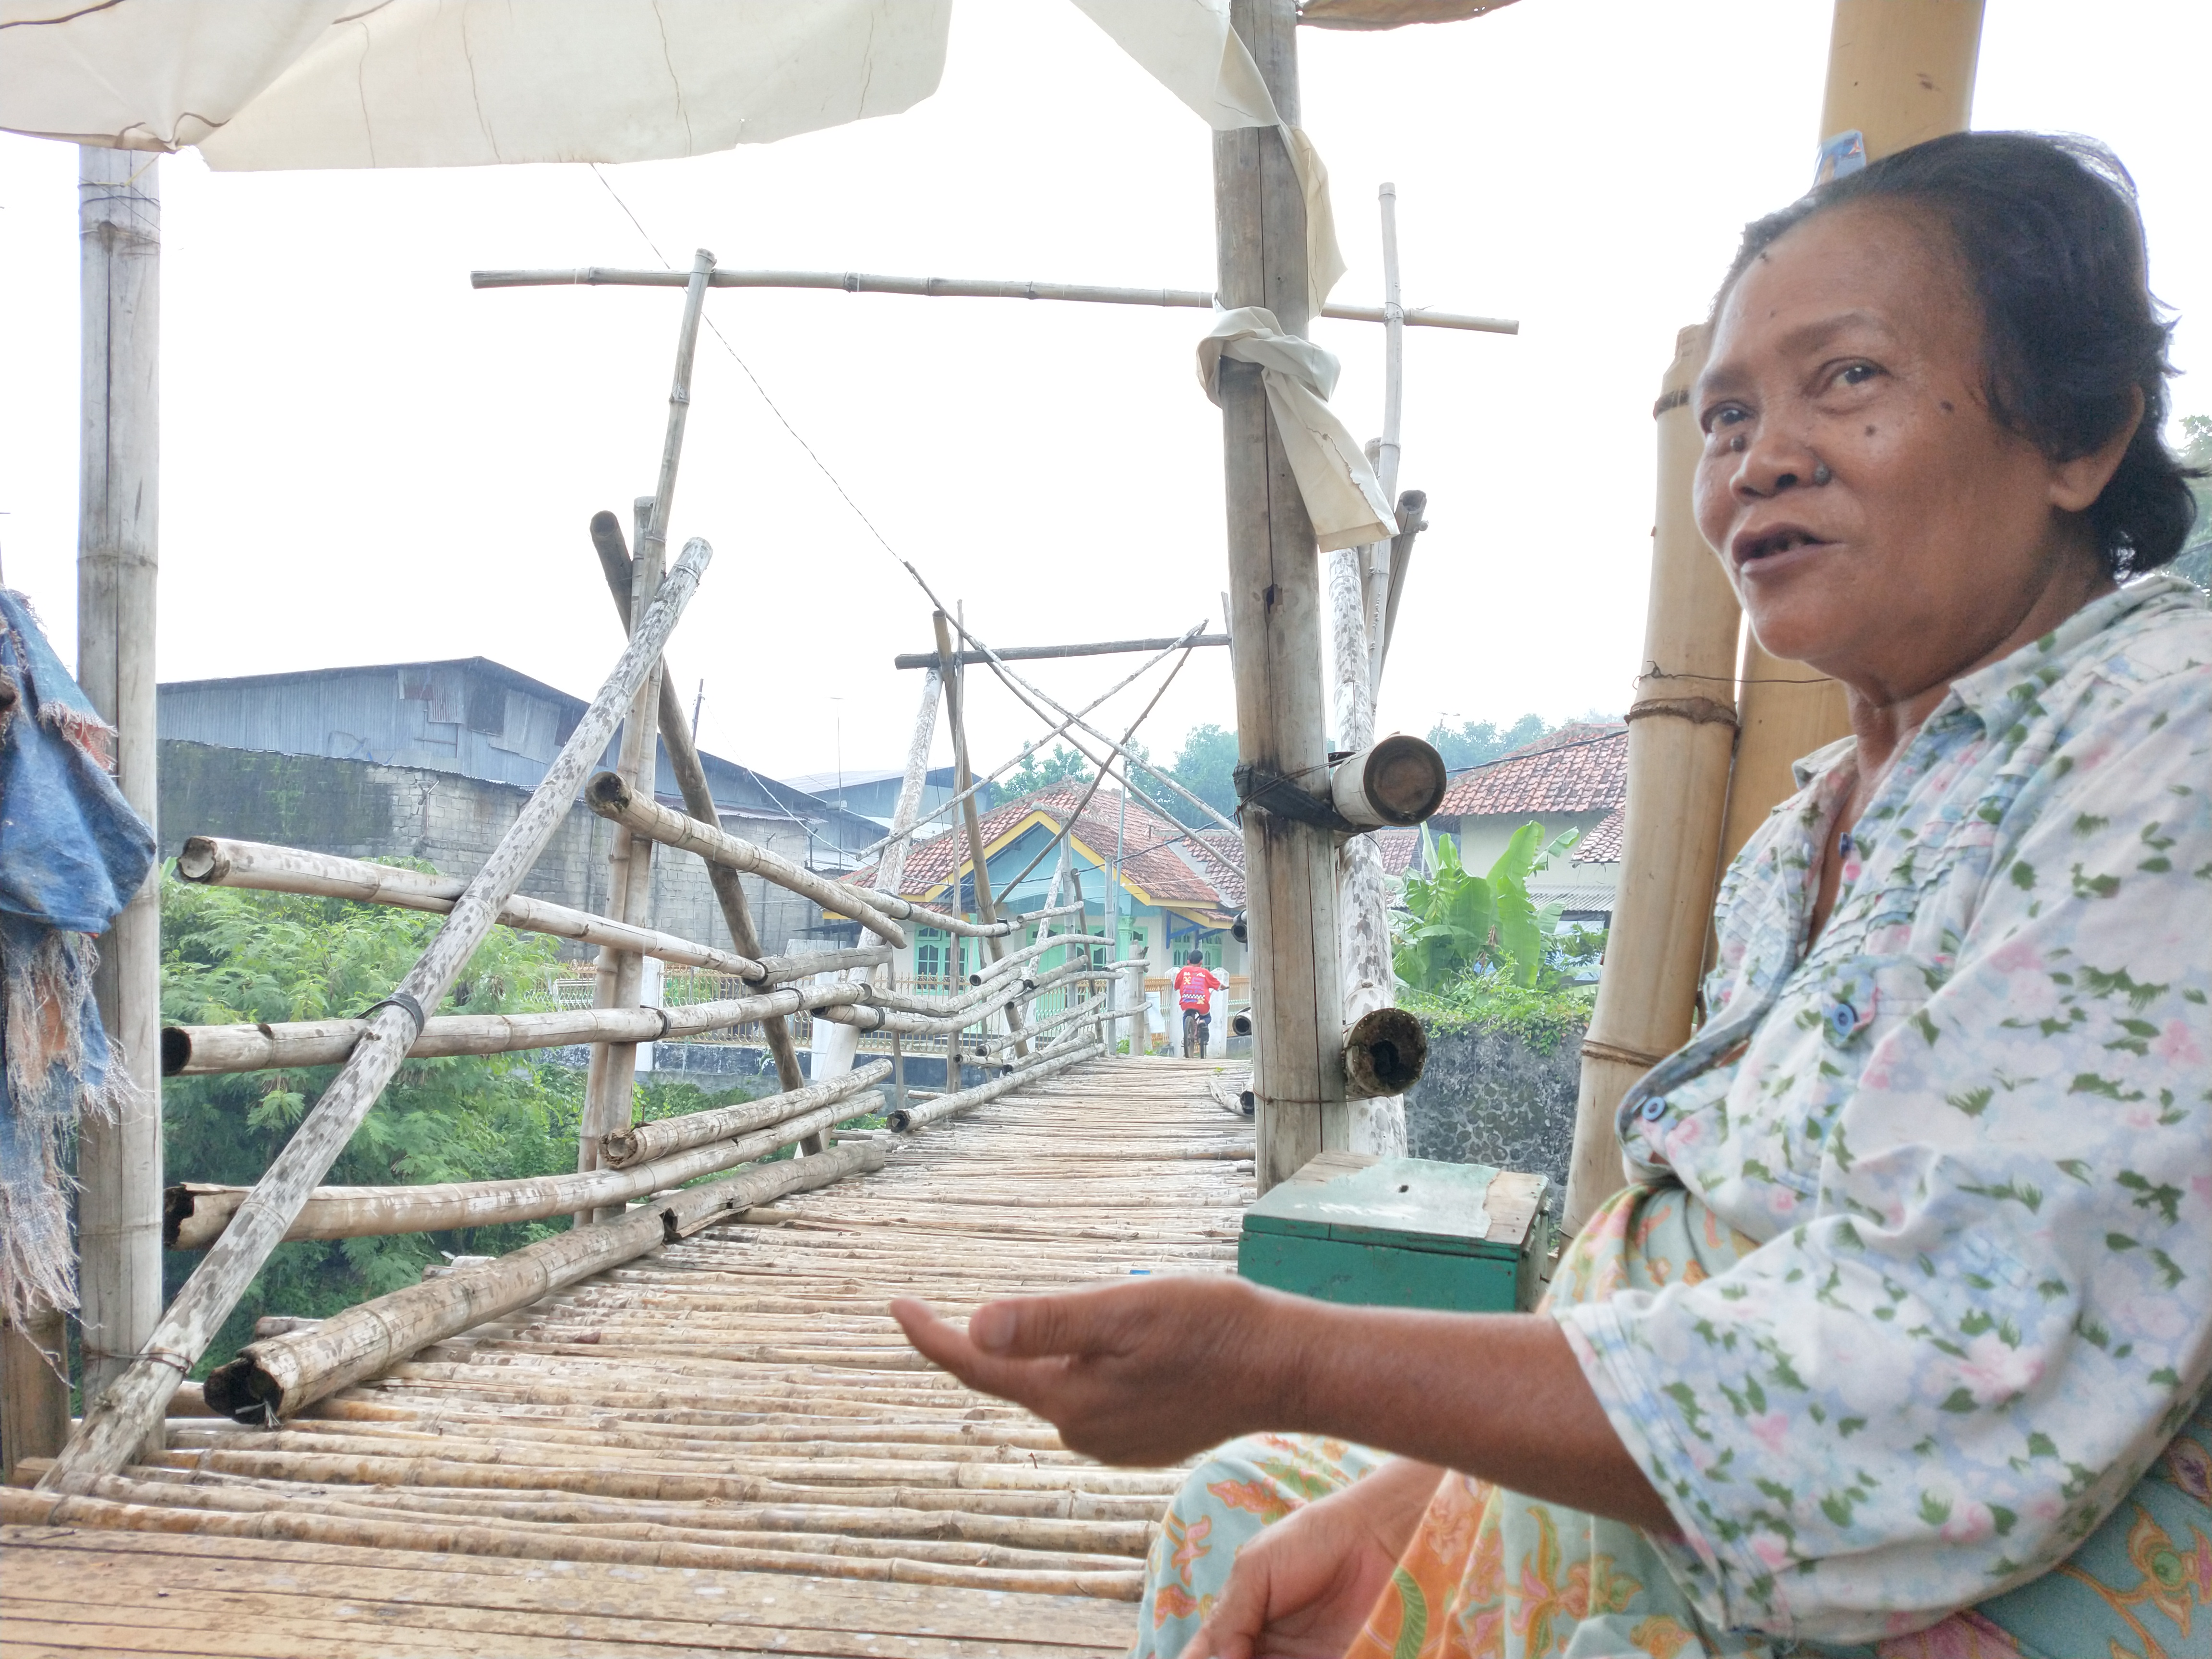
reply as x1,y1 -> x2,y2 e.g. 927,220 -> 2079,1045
157,658 -> 882,852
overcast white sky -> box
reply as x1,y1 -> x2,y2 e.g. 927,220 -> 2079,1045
2,1 -> 2204,789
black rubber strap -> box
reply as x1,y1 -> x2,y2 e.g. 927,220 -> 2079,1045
1232,762 -> 1366,837
361,991 -> 428,1037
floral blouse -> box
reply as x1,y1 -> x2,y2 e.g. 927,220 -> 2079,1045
1557,574 -> 2212,1644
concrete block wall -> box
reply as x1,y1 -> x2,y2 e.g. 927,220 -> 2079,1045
1402,1019 -> 1585,1204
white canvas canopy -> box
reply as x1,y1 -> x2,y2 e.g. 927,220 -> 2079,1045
3,0 -> 1285,166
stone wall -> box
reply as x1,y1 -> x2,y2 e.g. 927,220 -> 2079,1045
158,741 -> 831,959
1403,1020 -> 1585,1203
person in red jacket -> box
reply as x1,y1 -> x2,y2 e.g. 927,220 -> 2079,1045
1171,950 -> 1224,1058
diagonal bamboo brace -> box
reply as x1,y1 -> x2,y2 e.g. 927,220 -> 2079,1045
41,538 -> 715,1490
585,773 -> 909,949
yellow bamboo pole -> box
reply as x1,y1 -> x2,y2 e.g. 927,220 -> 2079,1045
1561,329 -> 1740,1232
1719,0 -> 1984,863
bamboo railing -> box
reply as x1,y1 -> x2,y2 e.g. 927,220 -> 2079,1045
56,607 -> 1110,1479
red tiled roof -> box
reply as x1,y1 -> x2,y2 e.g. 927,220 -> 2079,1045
1374,826 -> 1421,876
858,781 -> 1244,920
1572,805 -> 1625,865
1435,721 -> 1627,818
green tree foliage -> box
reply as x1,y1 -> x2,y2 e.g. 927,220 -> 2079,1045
1394,822 -> 1580,989
161,870 -> 591,1370
1002,743 -> 1093,797
2175,414 -> 2211,592
1425,714 -> 1551,773
1166,722 -> 1239,824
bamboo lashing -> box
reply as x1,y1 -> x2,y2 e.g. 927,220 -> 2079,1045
166,1069 -> 890,1249
176,836 -> 769,979
470,264 -> 1518,337
161,975 -> 871,1077
198,1140 -> 885,1426
586,773 -> 909,948
1560,328 -> 1740,1234
42,537 -> 715,1489
589,509 -> 814,1102
601,1061 -> 892,1168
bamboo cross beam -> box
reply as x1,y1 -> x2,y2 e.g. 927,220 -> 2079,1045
42,537 -> 715,1488
161,976 -> 871,1077
585,774 -> 909,948
884,1037 -> 1103,1133
850,621 -> 1213,862
470,266 -> 1519,336
175,837 -> 768,981
892,635 -> 1229,671
600,1060 -> 892,1168
166,1062 -> 891,1250
850,895 -> 1082,940
198,1139 -> 886,1426
940,613 -> 1241,838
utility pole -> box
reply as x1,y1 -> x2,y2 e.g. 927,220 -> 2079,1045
1214,0 -> 1344,1191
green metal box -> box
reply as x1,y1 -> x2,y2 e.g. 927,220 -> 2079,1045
1238,1151 -> 1551,1314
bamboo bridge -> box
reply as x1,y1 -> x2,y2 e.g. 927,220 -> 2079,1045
5,1058 -> 1250,1656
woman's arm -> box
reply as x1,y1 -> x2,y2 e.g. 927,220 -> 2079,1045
891,1279 -> 1675,1532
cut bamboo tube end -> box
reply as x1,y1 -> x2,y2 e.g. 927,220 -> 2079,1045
1329,734 -> 1448,829
1344,1006 -> 1427,1099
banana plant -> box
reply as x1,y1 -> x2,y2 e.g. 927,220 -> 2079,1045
1394,820 -> 1579,990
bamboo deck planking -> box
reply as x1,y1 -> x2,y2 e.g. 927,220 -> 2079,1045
4,1058 -> 1252,1656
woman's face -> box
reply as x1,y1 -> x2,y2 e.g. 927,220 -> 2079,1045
1693,202 -> 2113,702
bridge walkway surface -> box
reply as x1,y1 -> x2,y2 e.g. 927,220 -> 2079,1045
2,1057 -> 1254,1659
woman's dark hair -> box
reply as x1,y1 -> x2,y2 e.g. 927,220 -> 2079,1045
1718,131 -> 2198,574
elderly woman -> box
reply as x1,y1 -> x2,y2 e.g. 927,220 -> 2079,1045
896,131 -> 2210,1659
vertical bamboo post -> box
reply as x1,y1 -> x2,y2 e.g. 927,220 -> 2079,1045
587,510 -> 809,1101
1365,182 -> 1405,702
1561,328 -> 1742,1233
74,146 -> 163,1438
1216,0 -> 1344,1191
1719,0 -> 1984,863
877,669 -> 943,1119
1,1312 -> 72,1482
580,252 -> 713,1211
933,611 -> 1028,1058
1334,188 -> 1412,1156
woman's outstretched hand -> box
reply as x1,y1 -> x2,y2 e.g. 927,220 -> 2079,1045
891,1276 -> 1282,1466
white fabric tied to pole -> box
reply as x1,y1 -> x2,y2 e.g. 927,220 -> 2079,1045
1074,0 -> 1346,316
1198,308 -> 1395,553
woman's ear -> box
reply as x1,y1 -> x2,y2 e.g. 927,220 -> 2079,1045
2049,386 -> 2144,514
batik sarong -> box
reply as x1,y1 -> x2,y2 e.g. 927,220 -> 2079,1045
1137,1183 -> 2212,1659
